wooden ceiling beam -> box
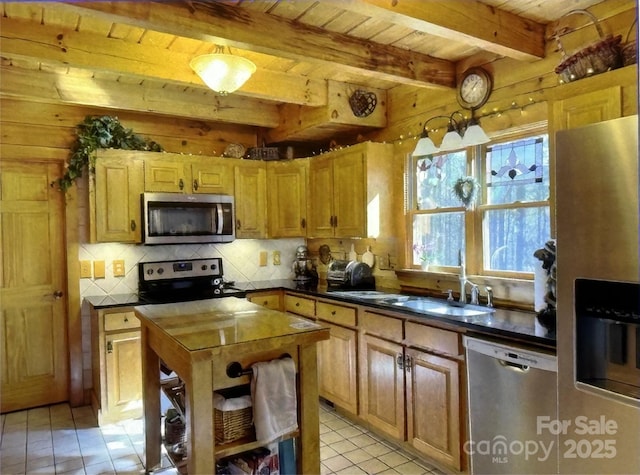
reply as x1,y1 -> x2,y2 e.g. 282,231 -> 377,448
352,0 -> 546,61
0,17 -> 327,107
0,63 -> 280,127
53,1 -> 456,89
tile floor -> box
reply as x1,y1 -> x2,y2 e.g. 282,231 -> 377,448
0,401 -> 443,475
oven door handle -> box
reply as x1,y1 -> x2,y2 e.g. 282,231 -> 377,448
216,204 -> 224,235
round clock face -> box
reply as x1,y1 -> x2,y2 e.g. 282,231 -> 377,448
457,67 -> 492,109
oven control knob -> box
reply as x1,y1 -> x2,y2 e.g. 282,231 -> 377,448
210,264 -> 216,270
157,268 -> 164,275
201,265 -> 207,271
147,269 -> 154,275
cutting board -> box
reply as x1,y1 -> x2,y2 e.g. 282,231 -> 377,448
348,244 -> 357,261
362,246 -> 375,268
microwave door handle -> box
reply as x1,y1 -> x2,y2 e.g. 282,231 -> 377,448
216,203 -> 224,234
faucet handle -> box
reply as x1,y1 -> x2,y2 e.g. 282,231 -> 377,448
445,289 -> 454,302
485,286 -> 494,307
470,284 -> 480,305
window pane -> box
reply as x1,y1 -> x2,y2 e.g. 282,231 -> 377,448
416,151 -> 467,210
486,135 -> 549,205
413,212 -> 464,266
484,207 -> 550,272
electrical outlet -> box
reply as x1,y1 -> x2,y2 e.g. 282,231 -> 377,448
79,260 -> 92,279
259,251 -> 268,267
113,259 -> 125,277
93,260 -> 106,279
273,251 -> 281,265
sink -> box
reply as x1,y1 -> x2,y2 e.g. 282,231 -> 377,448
391,298 -> 494,321
328,291 -> 408,300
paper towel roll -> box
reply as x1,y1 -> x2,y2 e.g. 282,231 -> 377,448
534,261 -> 547,312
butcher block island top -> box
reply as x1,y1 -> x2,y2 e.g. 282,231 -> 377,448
134,297 -> 330,475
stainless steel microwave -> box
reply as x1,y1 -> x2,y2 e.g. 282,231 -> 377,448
142,192 -> 235,245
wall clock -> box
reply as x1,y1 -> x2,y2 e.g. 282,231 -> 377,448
457,67 -> 493,110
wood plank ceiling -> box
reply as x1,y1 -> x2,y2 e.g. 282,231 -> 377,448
0,0 -> 604,144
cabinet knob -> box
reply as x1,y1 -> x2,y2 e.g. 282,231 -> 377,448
295,302 -> 300,307
193,179 -> 199,191
107,341 -> 113,354
236,219 -> 242,230
331,310 -> 336,316
130,220 -> 136,231
333,215 -> 338,227
396,353 -> 404,369
179,178 -> 184,190
53,290 -> 64,299
405,354 -> 412,373
301,218 -> 306,229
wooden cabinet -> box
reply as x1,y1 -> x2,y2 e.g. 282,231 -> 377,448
247,290 -> 282,310
91,152 -> 144,243
234,160 -> 267,238
307,142 -> 394,238
90,307 -> 142,425
284,292 -> 316,319
316,301 -> 358,414
404,321 -> 464,470
145,154 -> 234,194
359,311 -> 465,471
266,160 -> 309,237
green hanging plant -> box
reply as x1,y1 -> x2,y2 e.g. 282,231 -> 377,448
54,115 -> 164,192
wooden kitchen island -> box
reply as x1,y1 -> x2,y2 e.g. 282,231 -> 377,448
134,297 -> 329,474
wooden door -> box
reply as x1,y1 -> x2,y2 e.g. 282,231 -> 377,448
234,161 -> 267,238
93,156 -> 143,243
266,160 -> 308,238
192,158 -> 233,195
332,151 -> 365,237
406,348 -> 462,470
105,330 -> 142,423
307,155 -> 334,238
0,160 -> 68,412
317,323 -> 358,414
552,86 -> 621,131
359,334 -> 405,440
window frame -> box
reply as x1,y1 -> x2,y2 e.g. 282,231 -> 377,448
407,123 -> 551,280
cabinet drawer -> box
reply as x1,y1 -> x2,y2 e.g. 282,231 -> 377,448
405,321 -> 461,356
248,292 -> 282,310
362,311 -> 403,341
104,311 -> 140,331
317,301 -> 356,327
284,294 -> 316,318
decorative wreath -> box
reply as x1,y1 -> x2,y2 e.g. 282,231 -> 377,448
453,176 -> 480,209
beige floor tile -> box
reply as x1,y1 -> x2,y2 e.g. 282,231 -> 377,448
377,450 -> 411,468
328,439 -> 358,454
336,465 -> 367,474
342,448 -> 373,465
349,433 -> 377,448
395,460 -> 434,474
336,425 -> 364,439
320,445 -> 340,460
323,454 -> 354,472
362,441 -> 394,457
324,418 -> 351,431
358,457 -> 392,474
320,430 -> 345,445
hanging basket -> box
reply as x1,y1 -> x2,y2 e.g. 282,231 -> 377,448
621,17 -> 637,66
552,9 -> 622,83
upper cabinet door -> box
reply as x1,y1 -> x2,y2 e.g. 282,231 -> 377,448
332,151 -> 365,238
552,86 -> 621,131
93,155 -> 144,243
234,161 -> 267,239
266,160 -> 308,238
191,157 -> 234,195
307,155 -> 334,238
144,157 -> 190,193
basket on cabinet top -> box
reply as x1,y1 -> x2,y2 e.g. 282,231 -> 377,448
551,9 -> 622,83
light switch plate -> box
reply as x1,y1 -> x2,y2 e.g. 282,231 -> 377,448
93,260 -> 106,279
273,251 -> 281,265
113,259 -> 125,277
79,260 -> 92,279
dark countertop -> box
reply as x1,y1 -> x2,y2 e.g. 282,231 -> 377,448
84,278 -> 555,351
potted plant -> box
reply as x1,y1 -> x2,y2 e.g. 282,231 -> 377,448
54,115 -> 163,192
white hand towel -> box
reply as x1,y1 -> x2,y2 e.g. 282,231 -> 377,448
251,357 -> 298,443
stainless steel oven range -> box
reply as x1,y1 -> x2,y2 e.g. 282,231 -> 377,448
137,257 -> 245,304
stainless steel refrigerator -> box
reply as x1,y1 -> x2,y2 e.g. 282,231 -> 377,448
555,115 -> 639,474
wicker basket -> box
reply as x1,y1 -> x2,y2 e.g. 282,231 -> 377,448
247,147 -> 280,161
552,9 -> 622,83
621,18 -> 637,66
214,405 -> 254,444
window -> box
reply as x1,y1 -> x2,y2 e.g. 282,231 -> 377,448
408,129 -> 550,276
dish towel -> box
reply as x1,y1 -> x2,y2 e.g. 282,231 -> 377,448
251,357 -> 298,443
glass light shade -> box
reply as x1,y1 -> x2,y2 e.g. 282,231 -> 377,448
413,134 -> 439,156
439,128 -> 464,151
462,123 -> 490,146
190,54 -> 256,95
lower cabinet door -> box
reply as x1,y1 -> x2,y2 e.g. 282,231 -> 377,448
406,348 -> 462,470
317,323 -> 358,414
105,330 -> 142,422
359,334 -> 405,440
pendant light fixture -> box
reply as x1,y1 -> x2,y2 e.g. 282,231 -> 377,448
412,111 -> 490,157
190,45 -> 256,95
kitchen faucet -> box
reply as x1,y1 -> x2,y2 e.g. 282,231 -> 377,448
457,250 -> 482,306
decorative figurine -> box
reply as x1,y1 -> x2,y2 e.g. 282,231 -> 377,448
292,245 -> 318,282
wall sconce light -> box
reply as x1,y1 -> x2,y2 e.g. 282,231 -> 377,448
190,45 -> 256,95
413,110 -> 490,157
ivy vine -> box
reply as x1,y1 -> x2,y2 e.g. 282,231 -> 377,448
54,115 -> 163,192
